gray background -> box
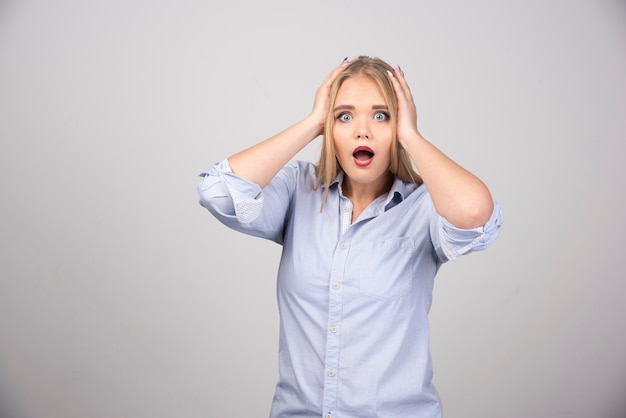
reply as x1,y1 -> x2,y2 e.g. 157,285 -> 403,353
1,0 -> 625,417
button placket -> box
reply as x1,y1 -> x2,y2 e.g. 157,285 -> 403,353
340,197 -> 352,235
322,227 -> 351,415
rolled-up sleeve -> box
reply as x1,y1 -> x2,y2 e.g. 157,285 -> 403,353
197,159 -> 297,244
432,201 -> 503,262
198,159 -> 264,224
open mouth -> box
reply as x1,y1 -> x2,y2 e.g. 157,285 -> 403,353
352,146 -> 375,167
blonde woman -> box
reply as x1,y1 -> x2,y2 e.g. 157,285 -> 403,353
198,56 -> 502,418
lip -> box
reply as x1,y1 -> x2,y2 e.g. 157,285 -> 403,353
352,146 -> 375,167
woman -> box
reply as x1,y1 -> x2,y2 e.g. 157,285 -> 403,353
198,56 -> 502,418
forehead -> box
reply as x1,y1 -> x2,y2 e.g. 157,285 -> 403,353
335,75 -> 386,104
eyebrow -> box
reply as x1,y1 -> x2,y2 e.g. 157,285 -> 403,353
333,104 -> 389,112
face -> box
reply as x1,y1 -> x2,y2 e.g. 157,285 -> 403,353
332,75 -> 393,196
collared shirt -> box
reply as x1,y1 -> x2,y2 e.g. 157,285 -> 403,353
198,159 -> 502,418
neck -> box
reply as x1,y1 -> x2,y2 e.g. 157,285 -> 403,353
342,172 -> 394,206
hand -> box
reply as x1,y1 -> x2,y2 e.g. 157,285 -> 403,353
387,66 -> 421,146
308,58 -> 349,135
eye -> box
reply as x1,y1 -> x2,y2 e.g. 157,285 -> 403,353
337,113 -> 352,122
374,112 -> 389,121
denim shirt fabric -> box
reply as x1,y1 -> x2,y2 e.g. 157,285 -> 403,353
198,159 -> 503,418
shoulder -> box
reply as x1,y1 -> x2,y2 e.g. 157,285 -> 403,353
397,179 -> 429,204
288,160 -> 316,173
267,160 -> 319,193
389,182 -> 439,223
280,160 -> 318,183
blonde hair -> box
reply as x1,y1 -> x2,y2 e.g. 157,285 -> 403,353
315,56 -> 423,204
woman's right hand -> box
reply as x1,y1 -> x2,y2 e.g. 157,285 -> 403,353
227,58 -> 349,188
308,58 -> 349,135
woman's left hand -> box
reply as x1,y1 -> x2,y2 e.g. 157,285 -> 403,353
387,65 -> 495,229
387,67 -> 421,146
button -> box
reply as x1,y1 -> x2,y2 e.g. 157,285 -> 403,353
332,282 -> 340,290
330,326 -> 338,333
343,206 -> 350,212
328,369 -> 335,377
340,243 -> 347,250
326,414 -> 332,418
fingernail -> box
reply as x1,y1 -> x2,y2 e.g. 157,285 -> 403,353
386,70 -> 394,77
397,65 -> 404,75
342,57 -> 349,66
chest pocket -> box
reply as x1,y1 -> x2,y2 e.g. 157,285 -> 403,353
358,237 -> 416,301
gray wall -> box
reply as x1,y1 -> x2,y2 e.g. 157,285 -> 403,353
1,0 -> 625,417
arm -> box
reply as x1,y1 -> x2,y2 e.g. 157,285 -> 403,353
197,159 -> 303,244
388,67 -> 494,229
228,59 -> 348,188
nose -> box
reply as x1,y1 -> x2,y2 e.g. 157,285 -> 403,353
355,121 -> 370,140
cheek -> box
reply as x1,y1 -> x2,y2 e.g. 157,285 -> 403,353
333,123 -> 347,139
379,140 -> 394,163
332,128 -> 349,151
372,122 -> 393,138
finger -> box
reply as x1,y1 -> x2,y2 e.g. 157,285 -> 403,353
322,57 -> 349,85
312,58 -> 349,114
387,69 -> 410,104
387,69 -> 418,128
393,66 -> 414,102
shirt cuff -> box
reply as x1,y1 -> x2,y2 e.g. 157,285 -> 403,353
438,201 -> 503,261
199,159 -> 264,224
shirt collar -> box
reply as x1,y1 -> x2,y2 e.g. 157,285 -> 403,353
384,177 -> 407,210
326,170 -> 410,211
326,170 -> 343,189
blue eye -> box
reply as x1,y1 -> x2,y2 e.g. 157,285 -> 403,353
374,112 -> 389,121
338,113 -> 352,122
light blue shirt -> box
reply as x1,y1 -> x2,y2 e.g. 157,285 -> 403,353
198,159 -> 502,418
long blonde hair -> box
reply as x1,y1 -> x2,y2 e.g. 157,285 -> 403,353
315,56 -> 423,203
